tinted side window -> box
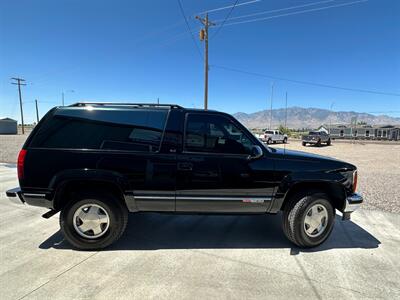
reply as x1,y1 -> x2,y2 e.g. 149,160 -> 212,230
184,114 -> 253,154
31,108 -> 168,152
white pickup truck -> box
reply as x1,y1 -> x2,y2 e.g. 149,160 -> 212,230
263,130 -> 288,144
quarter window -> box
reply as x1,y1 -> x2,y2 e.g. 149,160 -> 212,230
31,108 -> 168,152
185,114 -> 253,155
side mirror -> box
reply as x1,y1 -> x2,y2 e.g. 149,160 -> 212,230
249,145 -> 263,160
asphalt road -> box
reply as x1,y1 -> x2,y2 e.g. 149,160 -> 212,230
0,164 -> 399,299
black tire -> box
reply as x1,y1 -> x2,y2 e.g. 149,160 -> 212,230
316,139 -> 322,147
302,142 -> 307,146
327,138 -> 331,146
60,192 -> 128,250
283,137 -> 288,144
267,139 -> 272,145
282,191 -> 335,248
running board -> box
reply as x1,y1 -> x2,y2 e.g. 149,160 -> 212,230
42,210 -> 58,219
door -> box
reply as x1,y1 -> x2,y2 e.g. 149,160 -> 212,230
176,113 -> 275,213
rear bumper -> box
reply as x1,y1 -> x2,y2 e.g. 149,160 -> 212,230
6,187 -> 53,208
342,193 -> 363,220
6,187 -> 25,205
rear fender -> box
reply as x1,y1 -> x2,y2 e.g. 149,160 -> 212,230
49,169 -> 133,211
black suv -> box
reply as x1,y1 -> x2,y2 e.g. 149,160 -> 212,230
7,103 -> 363,250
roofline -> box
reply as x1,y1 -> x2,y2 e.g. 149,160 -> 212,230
69,102 -> 183,109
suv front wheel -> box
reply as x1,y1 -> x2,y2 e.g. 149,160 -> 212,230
282,191 -> 335,248
60,192 -> 128,250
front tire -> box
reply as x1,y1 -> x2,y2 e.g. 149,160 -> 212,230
60,192 -> 128,250
302,142 -> 307,146
282,192 -> 335,248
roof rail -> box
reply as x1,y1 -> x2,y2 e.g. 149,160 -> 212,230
69,102 -> 183,109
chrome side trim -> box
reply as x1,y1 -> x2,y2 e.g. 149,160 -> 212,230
135,196 -> 174,200
134,195 -> 273,202
23,193 -> 46,198
343,193 -> 363,213
176,196 -> 272,202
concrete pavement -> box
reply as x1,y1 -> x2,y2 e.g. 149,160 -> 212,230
0,163 -> 399,299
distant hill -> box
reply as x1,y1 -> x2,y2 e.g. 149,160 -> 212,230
233,107 -> 400,129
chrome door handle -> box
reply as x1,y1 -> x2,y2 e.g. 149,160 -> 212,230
178,162 -> 193,171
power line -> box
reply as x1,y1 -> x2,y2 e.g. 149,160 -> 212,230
177,0 -> 203,61
196,0 -> 260,15
212,64 -> 400,97
223,0 -> 368,27
214,0 -> 334,22
211,0 -> 239,39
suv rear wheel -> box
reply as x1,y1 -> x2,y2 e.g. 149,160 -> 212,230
282,191 -> 335,248
60,192 -> 128,250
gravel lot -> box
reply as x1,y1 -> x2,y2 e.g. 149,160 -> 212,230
0,134 -> 27,163
1,134 -> 399,213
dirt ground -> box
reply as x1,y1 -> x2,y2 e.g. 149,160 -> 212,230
1,134 -> 399,213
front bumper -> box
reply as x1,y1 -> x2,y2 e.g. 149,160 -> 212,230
342,193 -> 363,220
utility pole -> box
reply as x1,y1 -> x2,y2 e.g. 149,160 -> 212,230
35,99 -> 40,123
285,92 -> 288,129
329,102 -> 335,135
269,83 -> 274,130
11,77 -> 26,134
62,91 -> 64,106
157,97 -> 160,104
196,13 -> 215,110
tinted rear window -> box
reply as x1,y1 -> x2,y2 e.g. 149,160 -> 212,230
30,107 -> 168,152
265,131 -> 274,134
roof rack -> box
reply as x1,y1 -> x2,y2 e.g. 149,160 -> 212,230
69,102 -> 183,109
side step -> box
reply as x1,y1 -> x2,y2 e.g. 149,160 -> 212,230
42,210 -> 58,219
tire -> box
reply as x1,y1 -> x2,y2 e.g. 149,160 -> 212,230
302,142 -> 307,146
283,137 -> 288,144
282,191 -> 335,248
327,138 -> 331,146
267,139 -> 272,145
60,192 -> 128,250
316,139 -> 321,147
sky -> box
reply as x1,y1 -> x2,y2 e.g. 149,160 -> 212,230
0,0 -> 399,124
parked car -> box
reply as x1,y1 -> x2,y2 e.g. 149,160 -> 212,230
7,103 -> 362,250
263,130 -> 288,144
302,131 -> 331,146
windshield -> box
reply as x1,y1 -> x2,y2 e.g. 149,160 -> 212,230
265,130 -> 274,134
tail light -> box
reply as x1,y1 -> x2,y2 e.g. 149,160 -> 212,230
352,170 -> 358,193
17,149 -> 27,180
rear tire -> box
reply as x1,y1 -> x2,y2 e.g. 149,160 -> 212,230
282,191 -> 335,248
327,138 -> 331,146
302,142 -> 307,146
283,137 -> 288,144
60,192 -> 128,250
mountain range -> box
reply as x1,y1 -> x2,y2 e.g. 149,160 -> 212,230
233,107 -> 400,129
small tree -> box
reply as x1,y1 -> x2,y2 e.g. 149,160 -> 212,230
278,125 -> 291,136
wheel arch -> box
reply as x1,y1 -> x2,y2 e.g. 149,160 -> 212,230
51,169 -> 130,211
279,180 -> 346,212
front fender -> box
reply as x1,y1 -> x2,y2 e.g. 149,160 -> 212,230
269,171 -> 348,213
